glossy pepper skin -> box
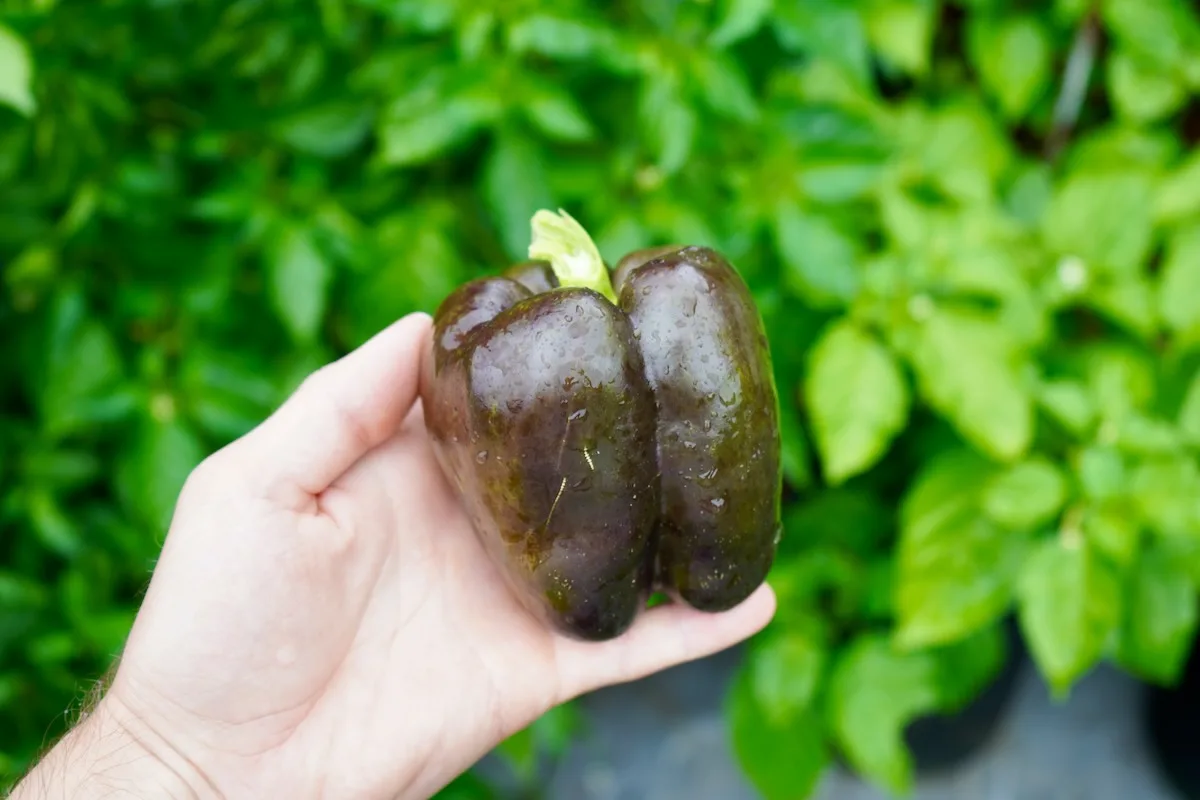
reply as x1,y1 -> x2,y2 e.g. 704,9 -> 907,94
420,243 -> 781,641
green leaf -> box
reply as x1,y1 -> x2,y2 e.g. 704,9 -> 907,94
783,487 -> 892,554
933,624 -> 1008,710
798,161 -> 885,204
908,308 -> 1033,461
863,0 -> 937,77
507,14 -> 614,60
1084,277 -> 1158,341
38,318 -> 131,439
645,591 -> 669,609
897,513 -> 1022,650
1159,536 -> 1200,588
1131,455 -> 1200,537
1005,163 -> 1055,226
691,52 -> 758,122
1107,49 -> 1186,122
1056,0 -> 1092,22
1084,343 -> 1157,420
748,631 -> 827,725
1041,169 -> 1155,277
1160,224 -> 1200,342
1066,125 -> 1178,172
639,76 -> 695,175
496,703 -> 580,781
862,558 -> 896,620
1075,446 -> 1128,501
524,86 -> 594,142
903,103 -> 1011,203
771,0 -> 871,86
778,396 -> 814,490
504,720 -> 556,775
1115,413 -> 1183,456
378,93 -> 498,166
967,14 -> 1051,119
768,548 -> 865,625
895,449 -> 1023,649
267,224 -> 332,343
1018,537 -> 1122,695
483,132 -> 554,261
0,677 -> 17,715
983,457 -> 1068,530
1178,371 -> 1200,446
1155,150 -> 1200,224
0,573 -> 46,612
1101,0 -> 1200,74
26,490 -> 83,558
1083,505 -> 1141,566
116,414 -> 207,534
593,214 -> 648,265
0,24 -> 35,115
272,102 -> 373,157
729,665 -> 828,800
26,630 -> 76,666
1036,379 -> 1097,436
711,0 -> 774,47
19,448 -> 101,489
934,243 -> 1027,302
1118,546 -> 1199,684
341,208 -> 464,346
179,346 -> 280,442
805,320 -> 908,484
456,11 -> 496,58
774,201 -> 858,307
828,634 -> 939,795
862,194 -> 923,260
433,772 -> 498,800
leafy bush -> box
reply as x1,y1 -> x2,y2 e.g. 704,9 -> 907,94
4,0 -> 1200,797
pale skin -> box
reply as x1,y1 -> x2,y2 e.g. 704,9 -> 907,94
11,312 -> 776,800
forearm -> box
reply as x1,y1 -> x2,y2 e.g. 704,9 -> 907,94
9,699 -> 212,800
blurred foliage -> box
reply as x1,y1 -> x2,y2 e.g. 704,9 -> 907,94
4,0 -> 1200,797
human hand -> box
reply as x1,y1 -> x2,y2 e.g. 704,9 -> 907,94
13,312 -> 775,799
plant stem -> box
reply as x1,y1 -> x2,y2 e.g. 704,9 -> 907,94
1045,8 -> 1100,162
528,208 -> 617,304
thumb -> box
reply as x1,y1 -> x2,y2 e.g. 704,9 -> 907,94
227,312 -> 433,507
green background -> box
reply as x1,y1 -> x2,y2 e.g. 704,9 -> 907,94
4,0 -> 1200,797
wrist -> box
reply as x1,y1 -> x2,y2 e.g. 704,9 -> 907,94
10,697 -> 215,800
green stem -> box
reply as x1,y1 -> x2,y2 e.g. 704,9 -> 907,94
528,208 -> 617,304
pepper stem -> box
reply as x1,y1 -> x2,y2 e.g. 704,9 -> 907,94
528,208 -> 617,304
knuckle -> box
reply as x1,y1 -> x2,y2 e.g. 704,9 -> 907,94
180,447 -> 231,498
332,397 -> 379,454
295,362 -> 387,451
295,363 -> 332,396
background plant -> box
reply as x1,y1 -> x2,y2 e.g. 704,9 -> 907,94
4,0 -> 1200,797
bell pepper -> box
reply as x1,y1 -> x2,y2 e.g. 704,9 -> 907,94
420,210 -> 782,641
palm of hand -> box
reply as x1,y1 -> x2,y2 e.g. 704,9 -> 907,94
107,314 -> 774,799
